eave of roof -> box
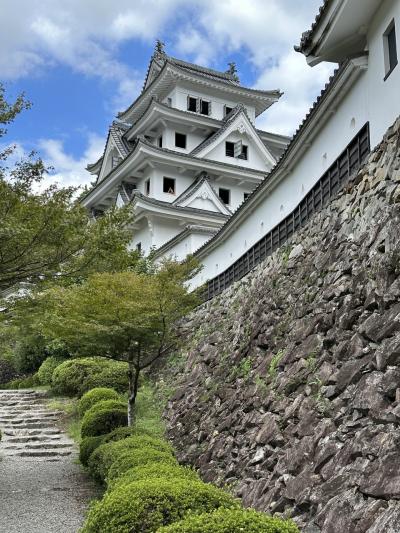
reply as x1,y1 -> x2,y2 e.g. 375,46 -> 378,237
133,192 -> 229,220
172,171 -> 232,216
194,57 -> 362,258
124,99 -> 222,140
295,0 -> 332,54
142,52 -> 239,93
82,135 -> 267,207
118,59 -> 282,123
153,224 -> 219,259
86,120 -> 134,176
190,104 -> 277,166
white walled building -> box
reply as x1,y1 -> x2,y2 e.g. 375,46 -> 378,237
82,44 -> 290,258
191,0 -> 400,295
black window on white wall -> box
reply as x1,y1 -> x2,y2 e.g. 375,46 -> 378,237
175,132 -> 187,149
163,177 -> 176,194
224,105 -> 233,117
145,179 -> 150,196
225,140 -> 248,159
225,141 -> 235,157
219,188 -> 230,205
384,19 -> 398,79
200,99 -> 211,115
187,96 -> 197,112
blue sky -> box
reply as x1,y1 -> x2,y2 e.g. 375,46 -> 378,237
1,0 -> 334,189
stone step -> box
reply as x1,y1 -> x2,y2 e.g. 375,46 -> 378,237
0,411 -> 60,423
5,434 -> 63,443
9,449 -> 73,458
2,442 -> 73,450
4,427 -> 62,435
0,422 -> 58,430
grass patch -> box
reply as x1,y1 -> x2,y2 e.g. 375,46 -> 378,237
47,397 -> 82,443
134,383 -> 165,438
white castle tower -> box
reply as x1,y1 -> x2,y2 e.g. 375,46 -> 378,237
82,41 -> 290,260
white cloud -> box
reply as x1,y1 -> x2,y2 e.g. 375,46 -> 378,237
170,0 -> 335,135
0,0 -> 335,134
255,50 -> 335,135
38,134 -> 104,189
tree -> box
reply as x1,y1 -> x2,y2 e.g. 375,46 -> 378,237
34,259 -> 200,425
0,83 -> 137,291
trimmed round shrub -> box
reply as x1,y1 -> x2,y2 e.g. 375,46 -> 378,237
84,363 -> 130,394
79,426 -> 150,466
101,426 -> 151,443
78,388 -> 120,417
156,508 -> 300,533
80,436 -> 104,466
81,478 -> 239,533
82,399 -> 126,420
81,407 -> 127,439
51,358 -> 128,397
37,356 -> 64,385
107,449 -> 177,483
88,436 -> 173,483
109,463 -> 199,491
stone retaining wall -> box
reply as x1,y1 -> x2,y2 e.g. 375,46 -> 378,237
164,117 -> 400,532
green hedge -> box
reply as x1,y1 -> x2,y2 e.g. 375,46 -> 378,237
88,436 -> 173,483
78,388 -> 120,418
81,478 -> 239,533
37,356 -> 65,385
107,449 -> 177,483
79,426 -> 155,467
80,436 -> 105,466
51,358 -> 128,396
81,406 -> 127,439
108,463 -> 199,491
156,508 -> 300,533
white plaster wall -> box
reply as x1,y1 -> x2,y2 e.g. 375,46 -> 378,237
208,178 -> 255,211
130,216 -> 182,255
188,1 -> 400,289
366,0 -> 400,148
130,219 -> 153,253
166,84 -> 256,122
205,130 -> 270,171
158,230 -> 216,261
162,124 -> 207,153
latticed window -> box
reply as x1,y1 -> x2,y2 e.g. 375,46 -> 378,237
384,20 -> 398,79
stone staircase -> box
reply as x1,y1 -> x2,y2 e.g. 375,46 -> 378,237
0,390 -> 75,459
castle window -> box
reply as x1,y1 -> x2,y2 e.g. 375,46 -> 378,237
175,132 -> 187,149
238,145 -> 248,160
384,20 -> 398,80
200,99 -> 210,115
187,96 -> 198,112
224,105 -> 233,117
145,179 -> 150,196
219,188 -> 230,205
136,242 -> 142,253
158,135 -> 163,148
244,192 -> 250,201
163,177 -> 176,195
225,141 -> 235,157
167,97 -> 172,107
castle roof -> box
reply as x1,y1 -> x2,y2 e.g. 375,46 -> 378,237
118,54 -> 281,123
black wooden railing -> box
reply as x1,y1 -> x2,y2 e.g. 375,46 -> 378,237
205,122 -> 370,300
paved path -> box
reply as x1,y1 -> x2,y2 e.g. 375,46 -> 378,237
0,390 -> 98,533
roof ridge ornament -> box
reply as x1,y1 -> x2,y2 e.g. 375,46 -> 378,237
226,61 -> 240,82
154,39 -> 166,58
